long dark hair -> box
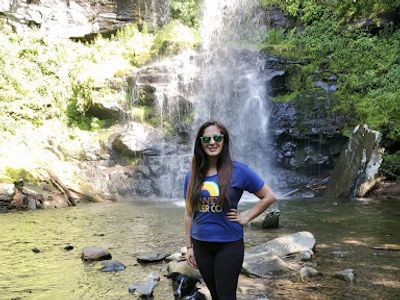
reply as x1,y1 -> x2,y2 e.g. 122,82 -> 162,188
186,121 -> 233,210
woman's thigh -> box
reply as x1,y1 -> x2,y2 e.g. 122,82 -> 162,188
214,239 -> 244,299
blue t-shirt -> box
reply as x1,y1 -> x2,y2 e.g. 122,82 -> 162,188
183,161 -> 264,242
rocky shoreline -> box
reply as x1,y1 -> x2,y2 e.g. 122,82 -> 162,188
78,231 -> 359,299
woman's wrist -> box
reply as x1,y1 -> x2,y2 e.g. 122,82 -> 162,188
186,244 -> 193,249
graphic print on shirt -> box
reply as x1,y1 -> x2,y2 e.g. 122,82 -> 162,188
194,181 -> 223,213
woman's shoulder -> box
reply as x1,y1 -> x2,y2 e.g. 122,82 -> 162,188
232,160 -> 250,170
232,160 -> 259,176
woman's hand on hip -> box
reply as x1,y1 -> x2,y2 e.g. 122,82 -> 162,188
226,208 -> 248,225
185,247 -> 196,268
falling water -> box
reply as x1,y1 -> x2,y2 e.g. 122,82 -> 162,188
136,50 -> 200,199
194,0 -> 274,186
129,0 -> 276,198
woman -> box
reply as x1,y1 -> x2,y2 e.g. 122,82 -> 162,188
184,120 -> 276,300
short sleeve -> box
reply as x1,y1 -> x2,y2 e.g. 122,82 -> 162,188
241,164 -> 264,193
183,171 -> 191,199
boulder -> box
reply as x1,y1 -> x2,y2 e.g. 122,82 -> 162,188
167,261 -> 202,279
136,253 -> 169,263
242,255 -> 289,277
166,252 -> 185,262
242,232 -> 316,277
97,260 -> 126,272
86,101 -> 122,121
128,271 -> 160,297
111,122 -> 162,158
0,182 -> 15,211
81,246 -> 112,261
261,201 -> 280,228
245,231 -> 316,257
333,268 -> 355,283
324,124 -> 384,198
299,266 -> 320,282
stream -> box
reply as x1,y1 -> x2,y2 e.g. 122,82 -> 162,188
0,196 -> 399,299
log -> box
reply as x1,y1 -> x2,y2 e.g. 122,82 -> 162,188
45,169 -> 76,206
371,244 -> 400,251
357,176 -> 385,197
281,177 -> 329,198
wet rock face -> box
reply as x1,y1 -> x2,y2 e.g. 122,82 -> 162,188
126,50 -> 200,140
261,54 -> 349,194
116,0 -> 170,28
269,97 -> 349,191
262,6 -> 292,29
1,0 -> 169,39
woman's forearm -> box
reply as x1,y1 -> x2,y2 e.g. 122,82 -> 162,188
242,185 -> 276,224
184,209 -> 193,247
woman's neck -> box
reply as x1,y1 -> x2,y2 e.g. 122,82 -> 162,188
206,157 -> 218,176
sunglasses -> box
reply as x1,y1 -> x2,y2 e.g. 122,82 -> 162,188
199,134 -> 224,144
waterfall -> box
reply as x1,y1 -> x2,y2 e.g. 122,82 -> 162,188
194,0 -> 274,188
126,0 -> 277,199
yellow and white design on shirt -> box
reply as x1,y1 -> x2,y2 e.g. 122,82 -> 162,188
195,181 -> 222,213
201,181 -> 219,196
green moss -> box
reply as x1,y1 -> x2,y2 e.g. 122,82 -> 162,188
271,91 -> 299,103
3,167 -> 40,184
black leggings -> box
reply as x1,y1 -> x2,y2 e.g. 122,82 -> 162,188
192,238 -> 244,300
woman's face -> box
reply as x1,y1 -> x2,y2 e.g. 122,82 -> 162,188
200,125 -> 224,158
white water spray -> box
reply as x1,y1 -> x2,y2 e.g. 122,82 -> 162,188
195,0 -> 274,186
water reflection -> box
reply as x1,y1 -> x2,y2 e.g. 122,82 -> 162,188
0,197 -> 399,299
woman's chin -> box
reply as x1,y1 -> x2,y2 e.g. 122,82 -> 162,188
206,151 -> 221,157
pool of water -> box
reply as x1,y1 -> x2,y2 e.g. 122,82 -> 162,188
0,197 -> 399,299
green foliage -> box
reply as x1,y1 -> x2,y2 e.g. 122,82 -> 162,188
0,23 -> 157,134
261,0 -> 400,22
169,0 -> 201,27
3,167 -> 39,184
151,21 -> 200,57
382,151 -> 400,180
66,79 -> 98,130
113,24 -> 154,66
130,105 -> 174,135
261,0 -> 400,175
260,0 -> 301,17
270,91 -> 300,103
266,18 -> 400,142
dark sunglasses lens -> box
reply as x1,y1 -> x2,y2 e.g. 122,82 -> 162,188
200,136 -> 211,143
213,134 -> 223,142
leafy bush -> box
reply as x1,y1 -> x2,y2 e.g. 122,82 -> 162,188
382,151 -> 400,180
169,0 -> 201,27
151,21 -> 200,57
